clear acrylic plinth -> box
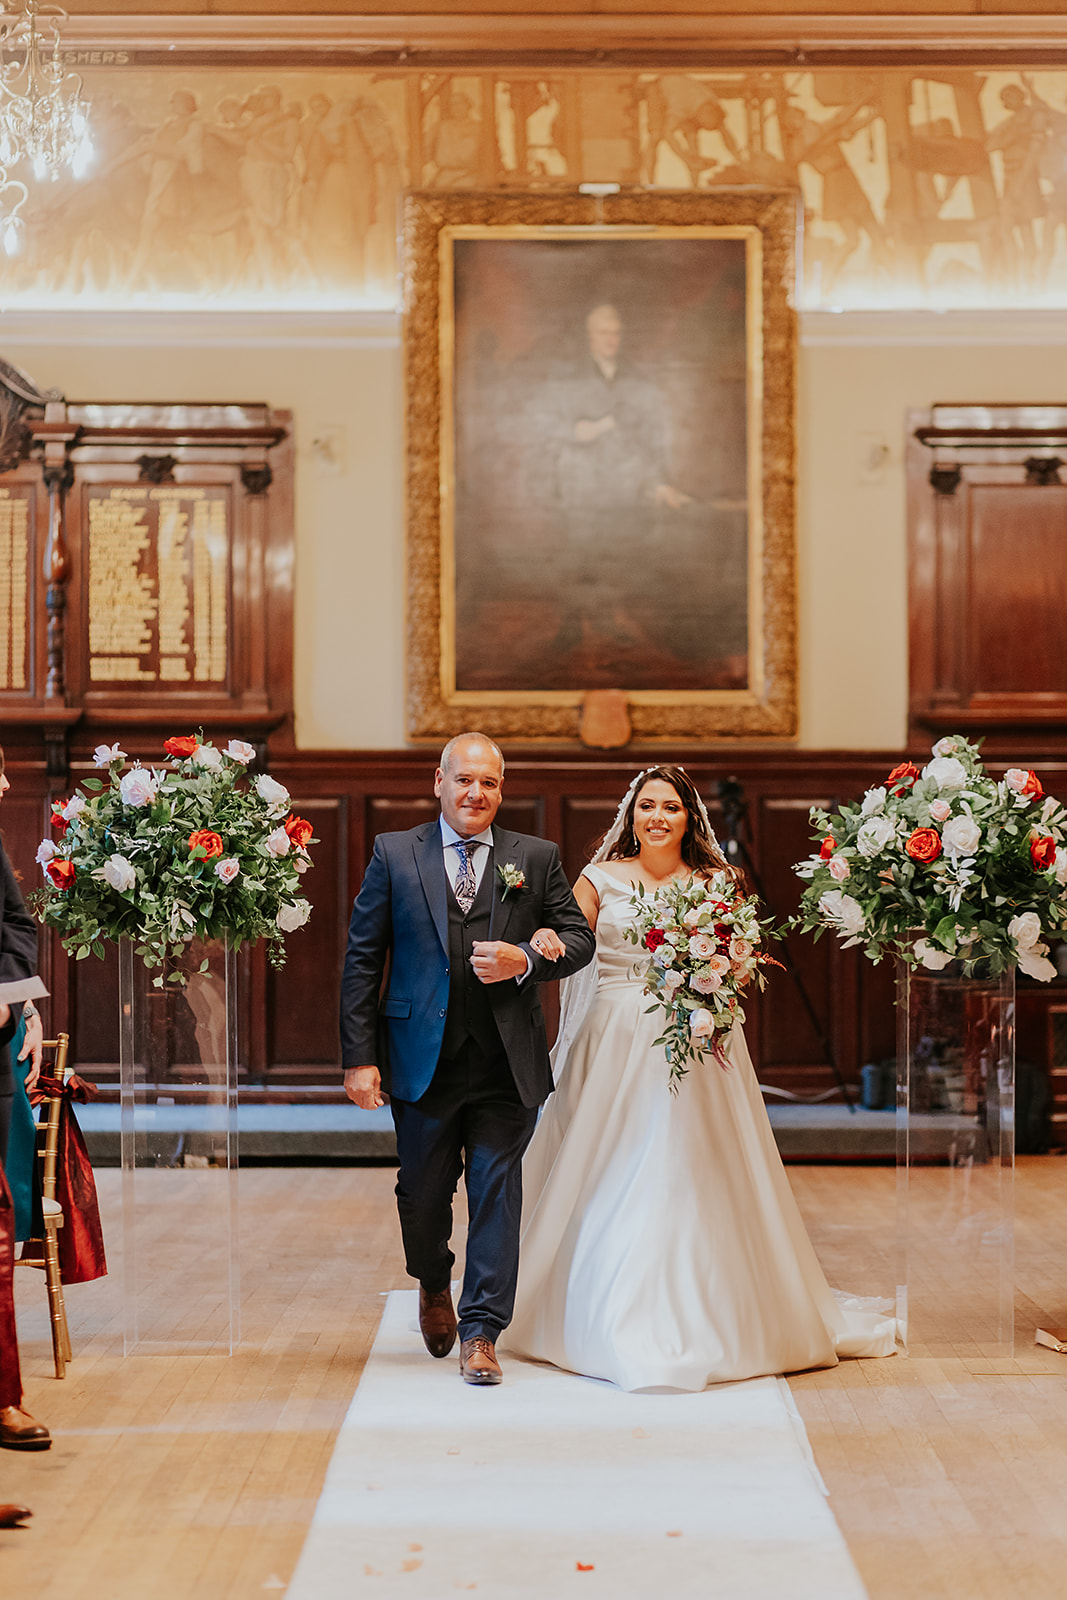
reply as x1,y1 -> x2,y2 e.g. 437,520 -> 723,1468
118,938 -> 240,1354
896,958 -> 1014,1359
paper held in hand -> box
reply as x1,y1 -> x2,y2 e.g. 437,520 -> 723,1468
1035,1328 -> 1067,1354
0,975 -> 49,1005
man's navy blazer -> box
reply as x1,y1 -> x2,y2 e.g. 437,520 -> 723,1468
340,821 -> 596,1108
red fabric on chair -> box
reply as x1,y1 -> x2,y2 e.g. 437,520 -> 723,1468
0,1163 -> 22,1409
25,1074 -> 107,1285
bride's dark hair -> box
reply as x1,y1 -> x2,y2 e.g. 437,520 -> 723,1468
598,765 -> 743,886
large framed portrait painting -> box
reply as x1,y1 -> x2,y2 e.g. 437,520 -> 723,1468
404,188 -> 798,741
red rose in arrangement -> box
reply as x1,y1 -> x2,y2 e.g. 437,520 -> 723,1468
1031,835 -> 1057,871
819,836 -> 836,859
1022,771 -> 1044,799
45,858 -> 76,889
50,806 -> 69,837
886,762 -> 921,795
188,829 -> 224,859
164,735 -> 199,759
644,927 -> 666,952
284,815 -> 314,849
905,827 -> 943,864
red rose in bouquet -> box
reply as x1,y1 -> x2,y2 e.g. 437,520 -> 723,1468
818,835 -> 836,859
45,858 -> 76,889
905,827 -> 942,864
1031,835 -> 1057,871
188,828 -> 224,859
164,735 -> 199,759
50,806 -> 69,837
886,762 -> 921,795
644,927 -> 666,952
284,815 -> 314,850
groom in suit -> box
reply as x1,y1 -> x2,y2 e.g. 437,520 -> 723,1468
341,732 -> 595,1384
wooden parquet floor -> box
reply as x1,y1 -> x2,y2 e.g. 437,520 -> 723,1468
2,1159 -> 1067,1599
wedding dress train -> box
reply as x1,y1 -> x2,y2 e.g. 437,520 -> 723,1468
507,863 -> 895,1392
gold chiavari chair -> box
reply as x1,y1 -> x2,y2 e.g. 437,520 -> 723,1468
16,1033 -> 73,1379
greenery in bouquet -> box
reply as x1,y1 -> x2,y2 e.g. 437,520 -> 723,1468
30,734 -> 316,985
793,736 -> 1067,979
624,872 -> 780,1091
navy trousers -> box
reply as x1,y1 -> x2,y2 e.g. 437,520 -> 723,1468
390,1037 -> 538,1343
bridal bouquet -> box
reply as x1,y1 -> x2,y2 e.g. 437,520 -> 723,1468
31,734 -> 316,985
793,736 -> 1067,979
624,872 -> 779,1091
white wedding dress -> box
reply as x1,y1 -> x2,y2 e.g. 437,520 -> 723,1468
507,863 -> 896,1392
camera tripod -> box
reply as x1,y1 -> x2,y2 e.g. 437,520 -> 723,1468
715,776 -> 857,1113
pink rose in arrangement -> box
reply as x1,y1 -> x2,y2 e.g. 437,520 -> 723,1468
707,954 -> 732,977
828,856 -> 850,882
730,937 -> 753,961
692,971 -> 723,994
929,798 -> 951,822
688,932 -> 717,959
215,858 -> 240,884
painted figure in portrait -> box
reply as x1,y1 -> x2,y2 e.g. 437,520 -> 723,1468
450,235 -> 751,695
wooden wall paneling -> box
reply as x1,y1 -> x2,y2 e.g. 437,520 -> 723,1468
266,797 -> 345,1074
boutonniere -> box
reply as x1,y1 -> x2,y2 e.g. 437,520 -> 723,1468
497,862 -> 526,897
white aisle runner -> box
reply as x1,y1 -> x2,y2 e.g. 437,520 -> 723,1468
286,1290 -> 867,1600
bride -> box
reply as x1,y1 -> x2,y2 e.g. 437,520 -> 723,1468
506,764 -> 895,1392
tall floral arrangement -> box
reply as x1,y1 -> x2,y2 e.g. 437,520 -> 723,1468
793,736 -> 1067,979
31,735 -> 316,984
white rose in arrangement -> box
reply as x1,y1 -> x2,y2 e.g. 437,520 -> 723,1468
293,854 -> 310,875
119,768 -> 158,808
923,756 -> 968,791
914,937 -> 953,972
662,968 -> 685,993
93,742 -> 125,767
255,773 -> 291,814
689,1007 -> 715,1041
856,816 -> 896,857
653,944 -> 676,968
265,826 -> 291,857
1018,944 -> 1058,982
860,787 -> 887,817
941,815 -> 981,857
1004,769 -> 1032,794
224,740 -> 256,765
692,971 -> 722,994
828,855 -> 850,882
62,793 -> 87,821
818,890 -> 866,938
192,743 -> 223,770
35,839 -> 56,865
932,737 -> 960,758
1055,847 -> 1067,887
1008,911 -> 1043,952
929,798 -> 951,822
276,899 -> 311,932
688,932 -> 716,959
102,854 -> 136,894
215,857 -> 240,884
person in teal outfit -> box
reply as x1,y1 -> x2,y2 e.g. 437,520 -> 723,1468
4,1006 -> 42,1241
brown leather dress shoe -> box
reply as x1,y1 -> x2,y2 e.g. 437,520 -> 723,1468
460,1336 -> 502,1385
0,1504 -> 32,1528
419,1285 -> 458,1359
0,1407 -> 51,1452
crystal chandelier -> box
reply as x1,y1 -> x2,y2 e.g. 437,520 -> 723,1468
0,0 -> 92,183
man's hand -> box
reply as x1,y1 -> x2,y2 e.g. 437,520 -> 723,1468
345,1065 -> 389,1109
470,941 -> 529,984
18,1010 -> 43,1093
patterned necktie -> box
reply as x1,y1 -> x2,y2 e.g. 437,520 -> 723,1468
453,840 -> 478,914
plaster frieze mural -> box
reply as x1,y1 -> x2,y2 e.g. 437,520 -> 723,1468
8,64 -> 1067,310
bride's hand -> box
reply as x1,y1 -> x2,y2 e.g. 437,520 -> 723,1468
529,928 -> 565,961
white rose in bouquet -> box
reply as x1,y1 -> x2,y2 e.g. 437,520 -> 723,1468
818,890 -> 866,938
689,1007 -> 715,1041
276,899 -> 311,932
932,737 -> 961,758
101,854 -> 136,893
923,756 -> 968,791
255,773 -> 291,815
1008,911 -> 1042,953
265,826 -> 291,857
860,786 -> 887,816
941,815 -> 981,857
856,815 -> 896,857
192,742 -> 223,770
119,768 -> 158,807
224,739 -> 256,764
1055,847 -> 1067,887
913,937 -> 953,971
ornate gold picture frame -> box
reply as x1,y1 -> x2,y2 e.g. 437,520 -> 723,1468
404,188 -> 798,742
